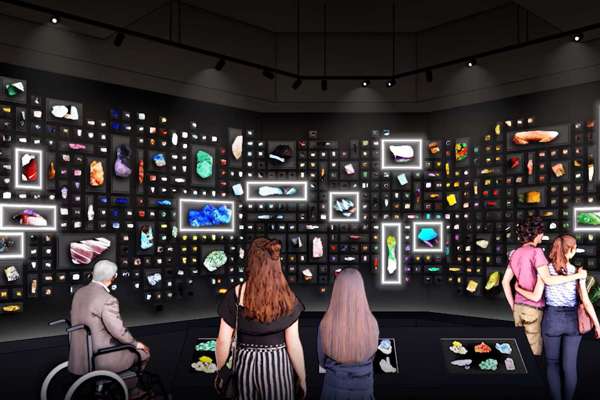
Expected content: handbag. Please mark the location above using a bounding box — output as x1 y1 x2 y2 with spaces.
577 283 593 334
215 290 240 399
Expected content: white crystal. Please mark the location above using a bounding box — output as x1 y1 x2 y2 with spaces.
171 132 178 146
232 135 243 160
87 204 94 221
344 163 355 175
476 240 489 249
67 106 79 121
379 357 397 373
51 105 69 119
258 186 284 197
389 145 414 161
397 173 408 185
232 183 244 196
302 268 313 278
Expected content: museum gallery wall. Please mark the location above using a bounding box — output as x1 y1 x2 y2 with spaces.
1 63 600 329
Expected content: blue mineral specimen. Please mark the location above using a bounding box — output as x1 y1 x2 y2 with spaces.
156 200 172 206
417 227 439 247
188 205 232 227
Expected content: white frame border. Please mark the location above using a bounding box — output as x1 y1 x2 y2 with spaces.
328 191 360 223
380 138 423 171
178 198 237 233
412 220 444 253
0 203 57 231
380 223 402 285
0 232 25 259
244 180 308 202
572 206 600 232
13 147 44 191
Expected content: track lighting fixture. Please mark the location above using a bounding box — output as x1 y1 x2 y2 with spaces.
113 32 125 47
573 33 583 42
321 79 328 91
467 59 476 68
292 78 302 90
262 69 275 80
50 16 59 24
215 58 226 71
362 80 370 87
386 79 396 88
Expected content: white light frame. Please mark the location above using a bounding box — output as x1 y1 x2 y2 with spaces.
380 223 402 285
572 206 600 232
244 180 308 202
13 147 44 191
177 198 236 233
328 191 360 223
0 203 57 231
412 220 444 253
0 232 25 259
380 138 423 170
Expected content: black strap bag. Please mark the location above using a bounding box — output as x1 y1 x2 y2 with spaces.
214 291 240 399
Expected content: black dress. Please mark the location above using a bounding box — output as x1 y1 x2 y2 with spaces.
218 287 304 400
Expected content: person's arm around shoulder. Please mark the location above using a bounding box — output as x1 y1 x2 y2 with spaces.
578 280 600 339
537 265 586 286
501 266 515 311
285 319 307 398
515 275 544 302
101 296 148 352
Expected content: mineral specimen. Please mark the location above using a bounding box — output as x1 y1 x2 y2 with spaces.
138 160 144 184
70 237 111 264
450 359 472 370
312 237 324 258
478 358 498 371
140 225 154 250
20 153 38 182
344 163 355 175
0 236 15 253
397 173 408 186
5 81 24 97
302 268 313 279
379 357 397 373
203 250 227 271
232 183 244 196
476 239 489 249
466 280 478 293
11 209 48 226
386 235 397 274
455 142 468 161
525 191 541 204
153 153 166 168
508 156 520 169
449 341 468 355
417 227 439 248
552 163 565 178
89 160 104 186
188 205 232 227
4 266 19 282
68 143 86 150
269 144 293 164
195 150 213 179
232 135 243 160
195 339 217 352
114 144 132 178
378 339 393 355
258 186 283 197
474 342 492 353
495 342 512 355
389 145 414 163
291 236 303 248
512 130 559 145
87 204 94 221
505 358 515 371
577 212 600 226
147 272 162 286
428 142 440 155
48 161 56 180
485 271 500 290
50 104 79 121
333 198 356 218
191 355 217 374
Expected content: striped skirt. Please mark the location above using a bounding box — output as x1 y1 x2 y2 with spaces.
236 343 295 400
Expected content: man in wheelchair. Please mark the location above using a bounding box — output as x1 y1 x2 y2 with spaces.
69 260 151 398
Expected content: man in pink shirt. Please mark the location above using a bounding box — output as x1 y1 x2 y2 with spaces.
502 217 585 355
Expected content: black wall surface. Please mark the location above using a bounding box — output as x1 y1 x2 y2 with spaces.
1 63 599 342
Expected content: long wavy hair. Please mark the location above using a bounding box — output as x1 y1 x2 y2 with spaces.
319 268 379 364
548 235 577 275
243 238 297 323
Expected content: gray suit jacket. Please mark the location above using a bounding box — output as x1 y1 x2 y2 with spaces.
68 282 148 375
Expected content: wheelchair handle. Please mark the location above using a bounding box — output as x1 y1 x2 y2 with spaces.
66 324 91 335
48 318 71 327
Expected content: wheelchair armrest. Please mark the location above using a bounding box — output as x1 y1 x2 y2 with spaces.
66 324 91 335
93 344 142 374
48 318 71 327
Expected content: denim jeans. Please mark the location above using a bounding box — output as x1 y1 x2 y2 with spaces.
542 306 582 400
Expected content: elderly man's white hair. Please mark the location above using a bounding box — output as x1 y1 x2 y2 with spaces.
92 260 118 282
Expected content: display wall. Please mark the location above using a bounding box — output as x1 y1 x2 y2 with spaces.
1 63 599 342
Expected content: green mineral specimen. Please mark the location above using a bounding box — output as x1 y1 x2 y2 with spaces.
577 212 600 226
196 150 213 179
5 81 24 97
203 250 227 272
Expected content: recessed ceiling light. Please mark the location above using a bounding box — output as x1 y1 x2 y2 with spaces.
362 79 370 87
573 33 583 42
51 16 59 24
467 59 476 68
386 79 396 88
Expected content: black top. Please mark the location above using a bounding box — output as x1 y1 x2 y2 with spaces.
218 286 304 345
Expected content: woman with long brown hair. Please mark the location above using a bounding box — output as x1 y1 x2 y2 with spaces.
215 238 306 399
319 268 379 399
515 235 600 400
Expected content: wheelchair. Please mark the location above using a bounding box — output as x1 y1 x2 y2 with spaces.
41 318 167 400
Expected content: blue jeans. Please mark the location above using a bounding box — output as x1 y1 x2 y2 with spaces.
542 306 582 400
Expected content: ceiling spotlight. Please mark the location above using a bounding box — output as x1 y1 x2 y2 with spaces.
573 33 583 42
113 32 125 47
361 79 370 87
426 69 433 83
386 79 396 88
292 78 302 90
262 69 275 80
50 16 59 24
467 59 476 68
215 58 226 71
321 79 328 91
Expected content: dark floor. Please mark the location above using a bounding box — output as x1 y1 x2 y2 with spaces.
0 312 598 399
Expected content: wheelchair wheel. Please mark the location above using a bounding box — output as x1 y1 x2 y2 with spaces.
65 370 128 400
41 361 75 400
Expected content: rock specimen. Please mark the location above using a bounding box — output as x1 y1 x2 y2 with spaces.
48 161 56 180
188 204 232 227
0 236 15 253
140 225 154 250
291 236 303 248
478 359 498 371
495 342 512 355
87 204 94 221
485 271 500 290
231 135 243 160
89 160 104 186
476 239 489 249
68 143 86 150
302 268 313 279
417 227 439 248
551 162 565 178
505 358 515 371
195 150 213 178
455 142 468 161
386 235 397 274
50 104 79 121
577 211 600 226
20 153 38 182
70 237 111 264
508 156 520 169
378 339 393 355
474 342 492 353
379 357 397 373
152 153 166 168
269 144 293 164
138 160 144 184
512 130 559 145
147 272 162 286
344 163 355 175
333 198 356 218
3 265 19 282
114 144 132 178
449 341 468 355
11 209 48 226
231 183 243 196
388 145 414 163
5 81 24 97
204 250 227 271
312 237 323 258
258 186 297 197
428 141 440 155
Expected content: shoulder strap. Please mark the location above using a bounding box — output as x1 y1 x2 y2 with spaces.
230 285 241 371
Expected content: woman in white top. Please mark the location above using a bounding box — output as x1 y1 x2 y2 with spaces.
516 235 600 400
